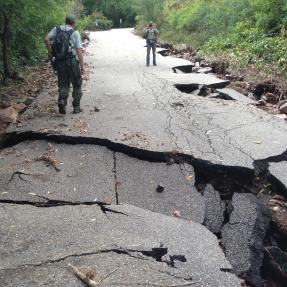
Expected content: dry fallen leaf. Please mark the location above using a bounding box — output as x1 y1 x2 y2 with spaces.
173 210 181 218
186 175 194 182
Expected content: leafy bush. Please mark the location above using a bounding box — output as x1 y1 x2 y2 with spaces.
0 0 76 76
156 0 287 75
77 11 113 31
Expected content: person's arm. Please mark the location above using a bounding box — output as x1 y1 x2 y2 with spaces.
44 35 53 60
44 27 56 60
76 48 84 74
74 31 84 74
143 27 149 38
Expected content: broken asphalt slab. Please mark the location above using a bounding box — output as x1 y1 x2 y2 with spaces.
0 141 115 204
158 72 230 89
222 193 272 287
115 152 205 222
2 140 282 285
202 184 225 234
0 203 240 287
216 88 255 104
0 140 207 223
269 161 287 189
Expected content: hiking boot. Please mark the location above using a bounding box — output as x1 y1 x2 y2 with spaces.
73 106 82 114
153 63 157 66
58 103 66 114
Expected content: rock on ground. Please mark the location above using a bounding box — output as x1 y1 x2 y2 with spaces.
0 107 18 123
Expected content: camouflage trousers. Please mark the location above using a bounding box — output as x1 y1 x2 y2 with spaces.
56 58 82 108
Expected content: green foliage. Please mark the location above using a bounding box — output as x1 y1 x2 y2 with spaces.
2 0 287 77
83 0 137 28
77 11 113 31
158 0 287 75
133 0 166 29
0 0 75 73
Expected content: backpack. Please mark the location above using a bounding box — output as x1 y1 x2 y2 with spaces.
52 27 74 60
147 29 157 41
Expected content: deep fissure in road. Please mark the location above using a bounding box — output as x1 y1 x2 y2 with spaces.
172 65 195 74
1 132 287 287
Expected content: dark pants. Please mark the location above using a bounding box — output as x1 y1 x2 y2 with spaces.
56 58 82 108
146 40 157 65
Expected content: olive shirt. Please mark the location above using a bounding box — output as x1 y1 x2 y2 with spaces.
47 25 82 56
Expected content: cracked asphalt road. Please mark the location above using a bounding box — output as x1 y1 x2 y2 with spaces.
0 204 239 287
7 29 287 170
1 28 287 286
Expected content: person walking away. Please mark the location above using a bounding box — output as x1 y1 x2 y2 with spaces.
144 22 159 66
44 15 84 114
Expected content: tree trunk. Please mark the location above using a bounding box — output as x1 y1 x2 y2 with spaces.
1 12 12 80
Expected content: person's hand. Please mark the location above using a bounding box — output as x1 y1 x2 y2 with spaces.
80 66 85 75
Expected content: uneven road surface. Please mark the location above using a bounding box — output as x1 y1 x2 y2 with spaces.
1 29 287 287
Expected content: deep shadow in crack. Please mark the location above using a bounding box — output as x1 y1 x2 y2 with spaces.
1 131 286 198
100 246 187 268
157 49 170 57
174 84 199 94
0 198 128 217
172 65 194 74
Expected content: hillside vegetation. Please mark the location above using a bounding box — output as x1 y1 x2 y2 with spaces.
135 0 287 78
1 0 287 83
0 0 112 82
0 0 85 82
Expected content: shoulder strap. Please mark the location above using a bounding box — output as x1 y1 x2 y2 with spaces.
67 29 75 37
56 26 61 35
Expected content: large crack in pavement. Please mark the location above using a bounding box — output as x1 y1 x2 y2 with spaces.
2 130 286 194
2 245 185 271
1 132 287 286
2 30 287 287
0 202 237 287
0 198 128 217
1 247 196 287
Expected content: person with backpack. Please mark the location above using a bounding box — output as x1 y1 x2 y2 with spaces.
44 15 84 114
144 22 159 66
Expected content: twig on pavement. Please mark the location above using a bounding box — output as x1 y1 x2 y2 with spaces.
109 282 200 286
68 264 98 287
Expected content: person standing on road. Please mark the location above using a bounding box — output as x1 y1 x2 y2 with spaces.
44 15 85 114
144 22 159 66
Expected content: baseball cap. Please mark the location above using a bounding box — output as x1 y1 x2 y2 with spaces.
66 15 76 24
